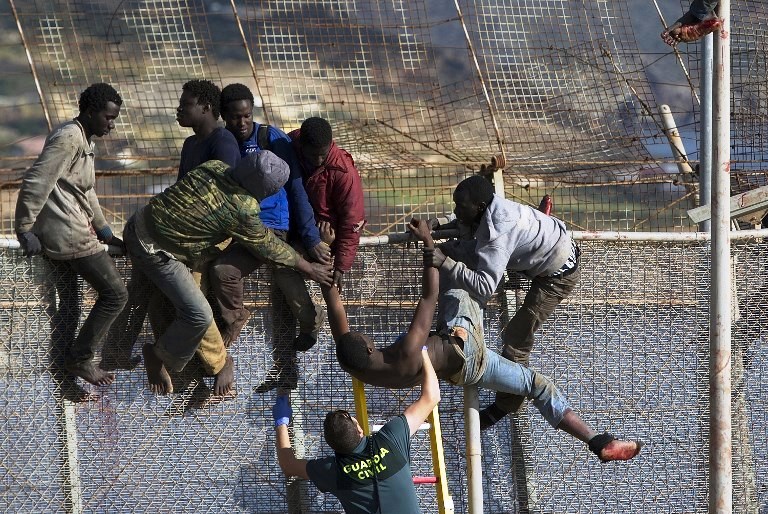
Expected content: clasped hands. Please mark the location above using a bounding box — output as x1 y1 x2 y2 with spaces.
408 218 446 269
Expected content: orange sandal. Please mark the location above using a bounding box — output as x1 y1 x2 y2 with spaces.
588 432 644 463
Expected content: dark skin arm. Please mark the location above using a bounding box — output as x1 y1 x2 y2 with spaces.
399 218 438 355
321 219 436 337
318 221 350 341
380 218 440 380
321 219 446 387
322 279 350 342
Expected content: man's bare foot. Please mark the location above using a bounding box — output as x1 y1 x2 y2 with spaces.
65 360 115 386
142 343 173 394
55 373 100 402
212 355 235 396
662 12 722 46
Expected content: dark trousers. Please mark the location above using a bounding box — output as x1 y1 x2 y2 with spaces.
691 0 719 19
209 238 321 343
495 267 580 413
49 251 128 366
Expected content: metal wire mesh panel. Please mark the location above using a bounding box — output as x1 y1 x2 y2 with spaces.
4 0 768 238
2 238 767 513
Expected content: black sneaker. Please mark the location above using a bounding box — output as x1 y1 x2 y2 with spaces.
294 308 326 352
479 403 508 430
293 333 318 352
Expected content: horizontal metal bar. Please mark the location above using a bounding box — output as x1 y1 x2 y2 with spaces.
3 229 768 253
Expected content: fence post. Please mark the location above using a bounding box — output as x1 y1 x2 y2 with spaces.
464 385 483 514
61 401 83 514
710 0 733 511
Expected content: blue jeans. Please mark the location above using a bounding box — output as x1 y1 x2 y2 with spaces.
691 0 719 20
438 288 571 428
48 251 128 366
478 352 570 428
124 216 212 372
498 266 580 413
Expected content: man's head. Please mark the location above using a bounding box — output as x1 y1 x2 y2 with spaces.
298 117 333 168
231 150 289 201
336 331 375 372
453 175 494 225
324 410 364 454
77 83 122 139
220 83 255 143
176 79 221 128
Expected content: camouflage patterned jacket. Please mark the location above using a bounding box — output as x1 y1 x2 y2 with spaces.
144 160 299 268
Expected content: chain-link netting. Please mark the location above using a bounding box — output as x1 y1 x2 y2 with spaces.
2 237 767 513
2 1 768 236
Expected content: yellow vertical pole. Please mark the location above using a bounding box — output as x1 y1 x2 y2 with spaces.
353 378 452 512
428 405 454 514
351 378 370 436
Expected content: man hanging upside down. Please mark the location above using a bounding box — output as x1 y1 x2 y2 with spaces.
319 219 642 463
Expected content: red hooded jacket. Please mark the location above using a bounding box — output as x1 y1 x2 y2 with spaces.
289 130 366 272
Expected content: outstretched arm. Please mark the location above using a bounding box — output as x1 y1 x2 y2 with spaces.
318 221 350 340
402 346 440 436
322 282 350 341
273 395 310 479
400 219 438 353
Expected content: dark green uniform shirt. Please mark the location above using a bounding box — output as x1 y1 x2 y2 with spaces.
306 415 421 513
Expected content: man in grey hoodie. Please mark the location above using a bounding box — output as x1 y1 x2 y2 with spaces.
430 175 580 430
15 83 128 389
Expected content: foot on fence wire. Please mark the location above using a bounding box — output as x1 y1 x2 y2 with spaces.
221 309 251 348
65 359 115 386
212 355 236 396
142 343 173 395
661 11 722 46
588 432 643 463
183 379 237 412
54 371 100 403
479 402 508 431
254 361 298 393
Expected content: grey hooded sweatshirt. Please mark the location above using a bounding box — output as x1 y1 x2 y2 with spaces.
441 194 573 306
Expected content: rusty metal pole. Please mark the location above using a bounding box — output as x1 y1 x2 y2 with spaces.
710 0 732 511
228 0 271 125
10 0 52 132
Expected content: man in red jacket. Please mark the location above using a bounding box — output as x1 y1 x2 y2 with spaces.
289 117 365 294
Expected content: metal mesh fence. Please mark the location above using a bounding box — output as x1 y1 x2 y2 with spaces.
2 237 767 513
2 0 768 511
2 1 768 237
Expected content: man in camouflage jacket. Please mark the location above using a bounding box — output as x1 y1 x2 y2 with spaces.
123 151 333 396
